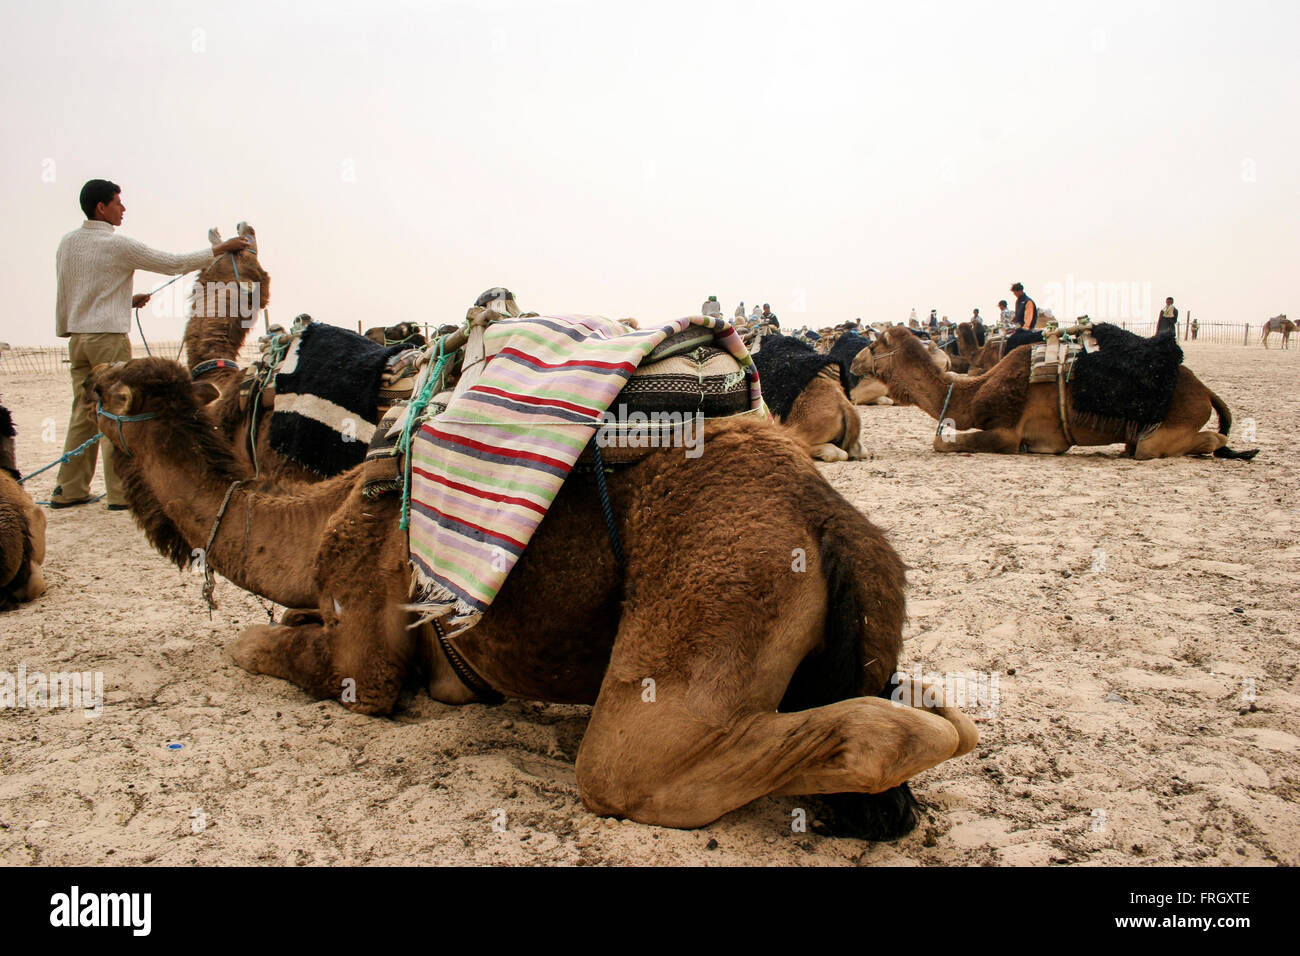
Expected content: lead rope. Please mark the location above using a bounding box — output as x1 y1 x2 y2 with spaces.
398 334 453 532
935 380 956 438
200 479 245 615
591 442 625 567
131 272 193 359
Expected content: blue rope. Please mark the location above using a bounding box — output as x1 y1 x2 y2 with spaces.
19 432 104 485
591 442 624 567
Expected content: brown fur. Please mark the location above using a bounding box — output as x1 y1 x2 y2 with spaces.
0 437 46 608
87 357 977 831
783 367 867 461
855 325 1246 459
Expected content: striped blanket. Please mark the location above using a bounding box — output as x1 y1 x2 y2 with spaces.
408 314 765 634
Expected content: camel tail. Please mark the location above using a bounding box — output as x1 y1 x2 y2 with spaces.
1209 388 1232 437
1207 389 1259 460
778 505 918 840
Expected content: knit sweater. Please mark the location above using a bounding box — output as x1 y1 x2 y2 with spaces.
55 221 213 337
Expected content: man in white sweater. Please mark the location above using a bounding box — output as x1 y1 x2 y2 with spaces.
51 179 250 509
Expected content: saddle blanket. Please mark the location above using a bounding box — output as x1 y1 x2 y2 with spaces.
1028 342 1082 384
269 322 404 476
408 314 765 634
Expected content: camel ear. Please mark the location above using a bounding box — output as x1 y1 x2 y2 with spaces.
192 382 220 406
101 382 135 417
236 221 255 239
208 227 222 246
257 270 271 310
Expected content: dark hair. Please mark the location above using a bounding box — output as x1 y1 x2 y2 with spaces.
998 299 1008 308
1011 282 1024 293
79 179 120 219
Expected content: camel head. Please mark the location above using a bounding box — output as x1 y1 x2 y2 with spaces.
196 224 271 315
86 359 223 456
473 287 521 318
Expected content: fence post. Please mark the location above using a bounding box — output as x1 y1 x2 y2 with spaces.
1244 323 1249 346
1184 311 1190 341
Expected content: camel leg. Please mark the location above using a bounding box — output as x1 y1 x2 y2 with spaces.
1133 428 1226 460
574 559 974 828
810 442 850 462
230 595 415 715
577 678 971 829
931 426 1022 454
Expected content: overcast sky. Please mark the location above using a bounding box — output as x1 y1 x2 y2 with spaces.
2 0 1296 347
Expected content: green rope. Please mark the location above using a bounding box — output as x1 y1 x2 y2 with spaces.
398 334 454 531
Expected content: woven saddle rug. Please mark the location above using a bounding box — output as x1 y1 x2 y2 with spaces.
268 322 406 476
1068 323 1183 441
1027 342 1083 384
408 314 764 635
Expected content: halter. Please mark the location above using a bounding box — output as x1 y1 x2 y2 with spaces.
95 402 157 458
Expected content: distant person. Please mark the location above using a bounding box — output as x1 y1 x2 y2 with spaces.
1156 296 1178 337
1010 283 1037 330
971 307 982 326
761 303 779 328
1191 316 1199 340
928 309 939 333
702 295 722 318
908 307 918 325
750 304 762 324
734 300 745 321
51 178 250 510
998 299 1013 329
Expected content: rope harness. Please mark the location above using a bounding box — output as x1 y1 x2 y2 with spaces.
94 402 158 458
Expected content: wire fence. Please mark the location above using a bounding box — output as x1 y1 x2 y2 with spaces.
0 342 190 375
0 316 1285 377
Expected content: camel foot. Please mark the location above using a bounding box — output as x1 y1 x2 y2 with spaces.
230 624 281 675
810 784 920 841
810 443 850 462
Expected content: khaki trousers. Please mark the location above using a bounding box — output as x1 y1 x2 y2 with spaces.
53 333 132 506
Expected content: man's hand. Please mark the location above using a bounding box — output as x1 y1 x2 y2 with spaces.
212 236 252 255
131 293 151 309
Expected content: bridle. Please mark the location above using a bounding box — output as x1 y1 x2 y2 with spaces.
95 402 157 458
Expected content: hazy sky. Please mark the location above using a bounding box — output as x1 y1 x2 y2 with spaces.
2 0 1297 347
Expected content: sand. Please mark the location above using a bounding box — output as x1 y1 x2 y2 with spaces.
1 340 1297 866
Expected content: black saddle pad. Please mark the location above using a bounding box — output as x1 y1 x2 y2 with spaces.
1070 323 1183 436
751 334 839 421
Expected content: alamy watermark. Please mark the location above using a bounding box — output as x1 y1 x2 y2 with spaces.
0 664 103 718
594 405 704 458
890 666 1000 719
1039 275 1153 323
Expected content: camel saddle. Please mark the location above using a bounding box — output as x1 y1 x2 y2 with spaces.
362 326 757 497
1028 341 1083 384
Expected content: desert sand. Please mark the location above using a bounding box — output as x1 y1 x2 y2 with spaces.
1 340 1297 866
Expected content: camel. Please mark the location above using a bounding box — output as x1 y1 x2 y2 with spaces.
0 406 46 608
87 357 976 836
180 225 310 482
1262 314 1295 349
852 325 1259 460
751 333 866 462
363 322 426 348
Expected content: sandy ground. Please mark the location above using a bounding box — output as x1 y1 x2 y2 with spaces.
1 340 1297 867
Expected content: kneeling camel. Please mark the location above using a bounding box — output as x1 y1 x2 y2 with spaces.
88 358 975 837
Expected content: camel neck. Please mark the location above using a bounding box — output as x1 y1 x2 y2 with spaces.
182 282 255 373
119 422 345 608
